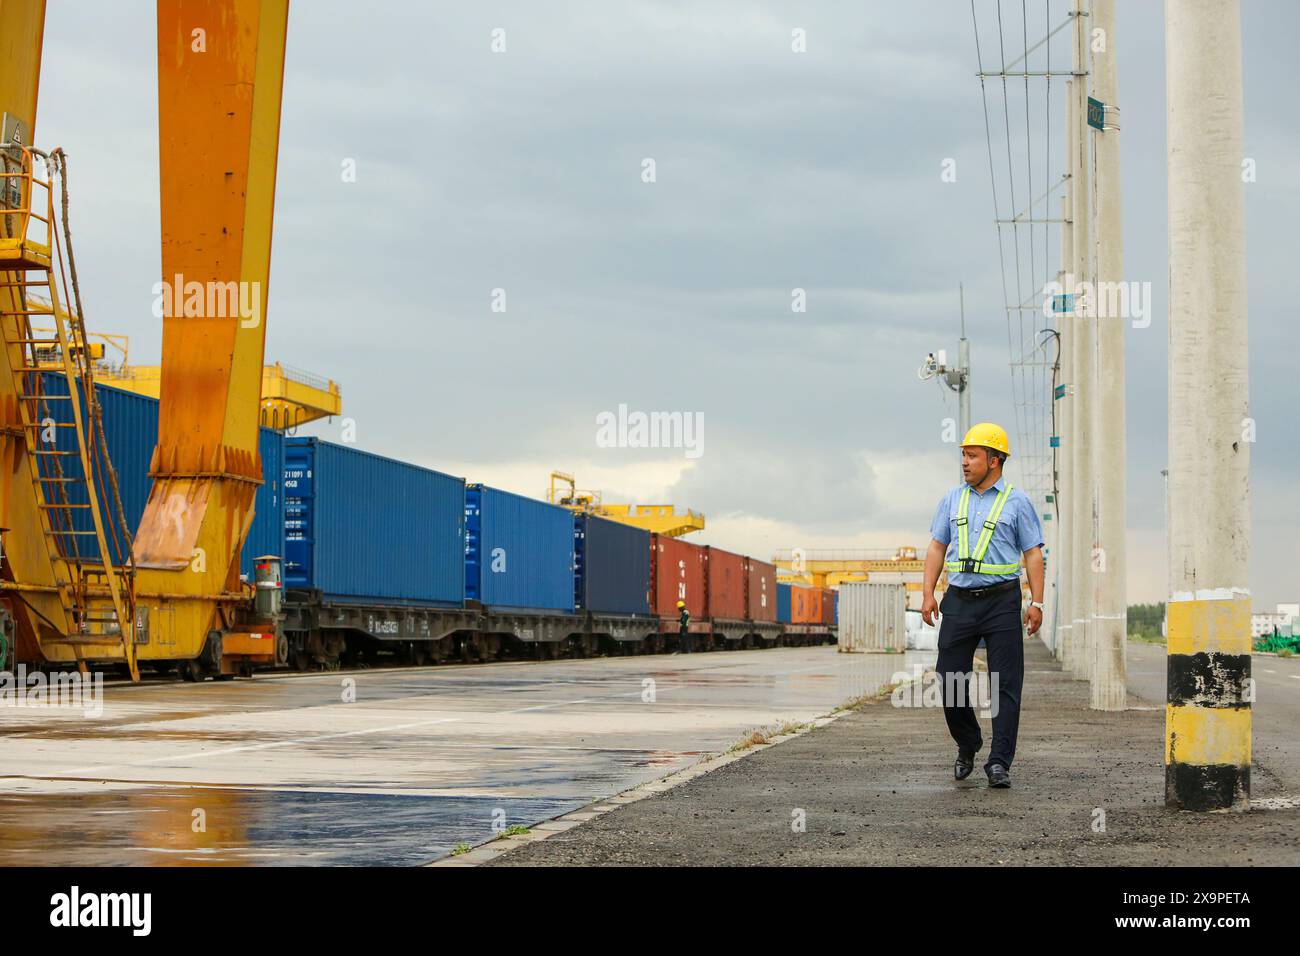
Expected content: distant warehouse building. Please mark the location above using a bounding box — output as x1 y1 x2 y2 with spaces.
1251 604 1297 638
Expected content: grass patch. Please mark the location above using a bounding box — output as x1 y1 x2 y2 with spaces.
726 720 813 753
496 825 531 839
831 680 905 713
451 842 471 856
1129 632 1166 646
1278 648 1294 658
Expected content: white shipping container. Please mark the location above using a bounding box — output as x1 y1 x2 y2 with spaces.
838 582 907 652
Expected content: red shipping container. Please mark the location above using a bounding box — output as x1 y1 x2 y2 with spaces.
650 534 706 619
704 546 747 620
744 557 777 622
820 587 836 624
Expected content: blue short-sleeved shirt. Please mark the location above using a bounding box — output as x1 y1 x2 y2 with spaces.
929 477 1044 588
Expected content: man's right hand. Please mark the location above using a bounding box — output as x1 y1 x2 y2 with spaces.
921 594 939 627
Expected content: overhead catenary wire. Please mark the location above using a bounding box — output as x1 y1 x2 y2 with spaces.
970 0 1065 514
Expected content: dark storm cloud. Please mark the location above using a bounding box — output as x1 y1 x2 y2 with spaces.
30 0 1299 604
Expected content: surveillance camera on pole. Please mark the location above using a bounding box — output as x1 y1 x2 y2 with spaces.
917 287 972 480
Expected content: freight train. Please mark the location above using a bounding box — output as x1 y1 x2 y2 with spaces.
33 378 837 676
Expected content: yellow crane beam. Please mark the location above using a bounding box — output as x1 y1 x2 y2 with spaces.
595 503 705 538
27 315 343 430
95 358 341 430
773 547 929 589
547 469 705 537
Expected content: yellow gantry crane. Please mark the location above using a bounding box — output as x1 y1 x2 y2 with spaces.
23 310 343 431
1 0 291 680
547 470 705 537
772 547 929 591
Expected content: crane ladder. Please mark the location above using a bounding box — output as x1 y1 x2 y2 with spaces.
0 143 137 678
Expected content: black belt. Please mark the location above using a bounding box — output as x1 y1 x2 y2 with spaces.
946 579 1020 599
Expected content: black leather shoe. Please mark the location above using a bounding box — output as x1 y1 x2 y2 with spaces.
954 750 977 780
986 763 1011 788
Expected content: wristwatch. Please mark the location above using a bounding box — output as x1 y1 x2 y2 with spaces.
1029 601 1045 611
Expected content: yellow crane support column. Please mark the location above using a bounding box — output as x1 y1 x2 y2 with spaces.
128 0 289 670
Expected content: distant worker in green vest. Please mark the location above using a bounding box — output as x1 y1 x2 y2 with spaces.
921 423 1045 790
677 600 693 654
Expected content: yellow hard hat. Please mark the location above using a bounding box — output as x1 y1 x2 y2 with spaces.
960 422 1011 457
676 600 686 608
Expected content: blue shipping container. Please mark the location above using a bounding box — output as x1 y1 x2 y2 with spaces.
284 437 464 606
465 484 574 612
776 581 792 624
574 514 650 615
38 372 283 578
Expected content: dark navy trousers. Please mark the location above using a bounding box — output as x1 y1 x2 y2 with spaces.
935 586 1025 769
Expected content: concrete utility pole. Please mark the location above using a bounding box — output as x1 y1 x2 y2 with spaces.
1069 0 1093 682
1089 0 1126 710
1056 188 1074 667
1165 0 1251 811
958 286 971 442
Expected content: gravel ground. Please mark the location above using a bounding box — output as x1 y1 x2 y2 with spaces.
489 640 1300 866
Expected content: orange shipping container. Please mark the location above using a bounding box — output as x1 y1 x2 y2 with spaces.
790 585 834 625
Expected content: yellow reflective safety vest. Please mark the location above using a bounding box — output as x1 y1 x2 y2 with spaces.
944 483 1020 575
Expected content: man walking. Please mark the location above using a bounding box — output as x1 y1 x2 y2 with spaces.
921 423 1045 789
677 600 693 654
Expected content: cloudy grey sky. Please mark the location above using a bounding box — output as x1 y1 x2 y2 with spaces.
33 1 1298 607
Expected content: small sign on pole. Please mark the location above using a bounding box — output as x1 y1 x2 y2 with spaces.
1087 96 1105 130
1053 385 1066 401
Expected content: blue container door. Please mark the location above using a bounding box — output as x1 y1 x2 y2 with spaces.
282 441 315 589
777 582 792 623
573 514 587 610
464 485 483 602
241 426 285 579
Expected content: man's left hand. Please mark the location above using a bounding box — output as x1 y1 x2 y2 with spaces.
1024 604 1043 636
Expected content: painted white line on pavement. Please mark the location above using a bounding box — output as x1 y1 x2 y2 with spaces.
54 716 465 777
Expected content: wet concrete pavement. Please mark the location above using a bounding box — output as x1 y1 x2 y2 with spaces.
0 646 925 865
491 639 1300 866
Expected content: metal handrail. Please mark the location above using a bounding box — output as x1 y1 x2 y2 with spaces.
0 145 55 246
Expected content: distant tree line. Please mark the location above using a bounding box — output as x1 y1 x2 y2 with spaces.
1128 602 1166 640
